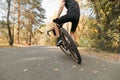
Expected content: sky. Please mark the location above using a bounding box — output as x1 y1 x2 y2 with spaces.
0 0 7 21
0 0 94 22
41 0 94 22
0 0 59 21
41 0 59 21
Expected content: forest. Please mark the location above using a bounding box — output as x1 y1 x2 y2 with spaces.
0 0 120 53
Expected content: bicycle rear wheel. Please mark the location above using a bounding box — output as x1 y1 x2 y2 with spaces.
60 28 82 64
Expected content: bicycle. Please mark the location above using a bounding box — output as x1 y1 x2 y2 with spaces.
47 24 82 64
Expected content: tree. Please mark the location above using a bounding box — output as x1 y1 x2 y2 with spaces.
6 0 13 46
0 21 8 41
20 0 46 45
90 0 120 53
17 0 20 44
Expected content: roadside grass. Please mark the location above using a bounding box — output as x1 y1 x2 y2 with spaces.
0 42 11 48
0 42 28 48
79 47 120 62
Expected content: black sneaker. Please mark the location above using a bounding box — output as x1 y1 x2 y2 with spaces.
56 37 63 46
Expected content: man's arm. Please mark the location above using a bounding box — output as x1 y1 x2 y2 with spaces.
57 0 65 18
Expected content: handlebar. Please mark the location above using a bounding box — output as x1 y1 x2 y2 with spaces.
47 30 52 37
47 28 56 37
47 23 63 37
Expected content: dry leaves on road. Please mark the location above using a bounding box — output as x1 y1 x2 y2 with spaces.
80 68 84 71
24 69 29 72
72 65 77 69
53 68 59 72
93 70 98 74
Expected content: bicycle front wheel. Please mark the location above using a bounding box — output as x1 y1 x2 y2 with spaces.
61 28 82 64
60 44 71 56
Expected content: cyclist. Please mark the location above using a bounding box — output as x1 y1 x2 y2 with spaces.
53 0 80 46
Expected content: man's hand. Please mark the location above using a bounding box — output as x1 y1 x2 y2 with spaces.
53 18 59 23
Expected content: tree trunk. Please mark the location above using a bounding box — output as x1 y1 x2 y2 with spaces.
28 21 32 45
7 0 13 46
17 0 20 44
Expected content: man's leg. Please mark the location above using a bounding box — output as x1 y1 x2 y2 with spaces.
53 15 70 46
54 24 60 37
53 24 62 46
70 31 76 42
70 21 78 42
70 20 79 46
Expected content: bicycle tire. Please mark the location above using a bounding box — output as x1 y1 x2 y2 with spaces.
60 28 82 64
60 45 71 56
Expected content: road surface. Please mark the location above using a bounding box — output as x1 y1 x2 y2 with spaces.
0 46 120 80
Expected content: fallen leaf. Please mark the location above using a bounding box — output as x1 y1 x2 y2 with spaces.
80 68 84 71
72 65 77 69
54 68 59 72
93 70 98 74
24 69 29 72
103 68 106 70
102 65 105 67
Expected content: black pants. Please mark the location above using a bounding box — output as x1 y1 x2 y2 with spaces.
54 13 80 32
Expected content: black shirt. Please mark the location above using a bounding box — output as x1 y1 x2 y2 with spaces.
65 0 80 14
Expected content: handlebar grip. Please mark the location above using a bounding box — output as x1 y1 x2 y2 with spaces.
47 28 56 37
52 29 56 36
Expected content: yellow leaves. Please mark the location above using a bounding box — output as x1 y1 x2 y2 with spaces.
100 9 103 14
89 27 98 37
112 41 119 47
111 33 120 47
106 30 120 48
91 28 98 33
106 11 110 15
106 30 112 37
119 16 120 19
113 33 119 40
109 7 112 11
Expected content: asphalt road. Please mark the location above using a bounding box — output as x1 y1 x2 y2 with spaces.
0 46 120 80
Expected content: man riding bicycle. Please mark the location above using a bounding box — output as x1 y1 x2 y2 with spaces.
53 0 80 46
